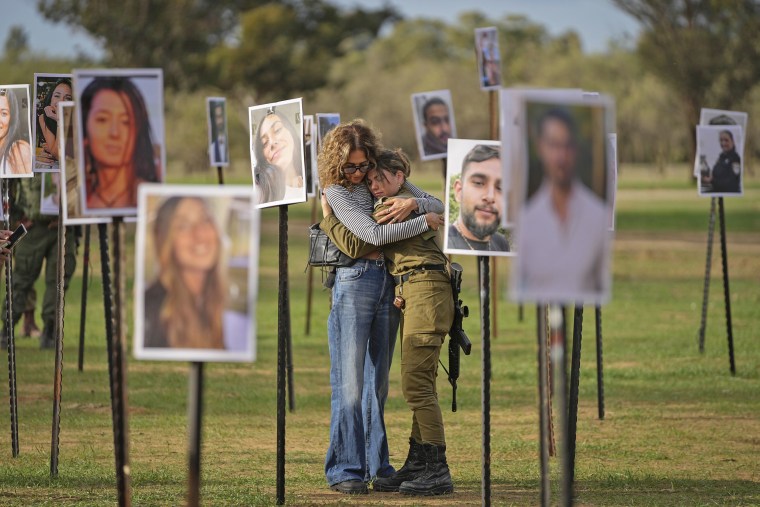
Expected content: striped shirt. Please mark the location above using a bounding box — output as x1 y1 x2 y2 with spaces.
325 181 444 246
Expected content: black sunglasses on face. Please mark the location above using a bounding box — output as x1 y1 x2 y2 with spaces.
343 160 375 174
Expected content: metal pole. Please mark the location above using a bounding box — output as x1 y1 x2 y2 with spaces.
51 191 67 476
478 255 491 507
594 306 605 420
276 206 288 505
216 166 224 185
518 304 524 322
698 198 716 352
536 305 550 507
549 305 572 507
305 197 317 336
717 198 736 375
3 179 19 457
78 224 91 371
98 221 131 506
568 306 583 485
187 362 204 507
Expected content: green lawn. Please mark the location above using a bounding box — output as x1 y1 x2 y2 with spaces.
0 164 758 506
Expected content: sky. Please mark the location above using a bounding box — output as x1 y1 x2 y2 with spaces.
0 0 641 58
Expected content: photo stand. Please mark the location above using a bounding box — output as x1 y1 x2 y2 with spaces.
696 197 736 374
478 255 492 506
50 188 67 476
99 219 132 506
304 197 318 337
276 205 291 505
488 89 500 341
2 179 19 458
535 303 605 507
78 225 92 371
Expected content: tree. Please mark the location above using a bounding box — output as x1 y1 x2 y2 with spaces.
37 0 270 89
210 1 400 100
3 26 29 62
613 0 760 170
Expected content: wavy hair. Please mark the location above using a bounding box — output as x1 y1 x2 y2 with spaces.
80 76 159 195
251 107 302 203
318 119 381 188
0 88 28 170
153 197 226 349
40 78 72 140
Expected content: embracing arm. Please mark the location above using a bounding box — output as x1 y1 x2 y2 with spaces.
320 214 378 259
325 185 429 246
405 180 444 214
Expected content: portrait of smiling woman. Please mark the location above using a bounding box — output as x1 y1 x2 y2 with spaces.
0 85 33 177
75 70 165 215
249 98 306 207
135 187 256 361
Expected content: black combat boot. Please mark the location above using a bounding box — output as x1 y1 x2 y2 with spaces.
398 443 454 496
39 325 55 350
373 438 426 492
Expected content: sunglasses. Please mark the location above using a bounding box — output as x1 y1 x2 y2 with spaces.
343 160 375 174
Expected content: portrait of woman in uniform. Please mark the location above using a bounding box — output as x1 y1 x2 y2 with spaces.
697 125 743 196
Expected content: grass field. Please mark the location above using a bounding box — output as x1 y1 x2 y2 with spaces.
1 164 758 506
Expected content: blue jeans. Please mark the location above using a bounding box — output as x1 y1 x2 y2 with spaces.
325 259 399 485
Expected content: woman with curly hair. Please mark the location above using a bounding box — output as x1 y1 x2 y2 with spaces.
318 119 444 495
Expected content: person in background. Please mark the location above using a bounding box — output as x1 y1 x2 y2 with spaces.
420 98 451 156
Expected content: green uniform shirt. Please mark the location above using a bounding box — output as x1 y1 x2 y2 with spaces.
320 188 446 276
8 176 46 225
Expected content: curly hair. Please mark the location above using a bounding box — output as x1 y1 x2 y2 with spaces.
318 119 381 188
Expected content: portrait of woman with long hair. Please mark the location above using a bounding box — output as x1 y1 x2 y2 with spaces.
249 99 305 206
76 71 163 214
34 75 72 169
0 85 33 177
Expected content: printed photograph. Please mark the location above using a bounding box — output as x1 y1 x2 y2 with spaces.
444 139 513 257
607 133 618 231
250 98 307 208
33 74 72 172
73 68 165 217
316 113 340 150
411 90 457 161
134 184 258 362
0 84 33 178
303 114 317 197
207 97 229 167
475 27 502 90
39 171 61 216
57 101 111 226
693 108 748 177
512 94 614 304
697 125 743 197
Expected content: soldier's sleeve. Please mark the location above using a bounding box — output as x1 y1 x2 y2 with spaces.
319 214 378 259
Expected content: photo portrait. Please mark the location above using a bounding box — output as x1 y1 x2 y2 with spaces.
40 171 61 216
207 97 229 167
444 139 513 257
607 133 618 231
693 108 748 177
33 74 72 172
134 184 258 362
512 94 614 304
249 98 307 208
316 113 340 150
475 27 502 90
57 101 111 226
73 68 165 217
411 90 457 161
697 125 743 197
303 114 317 198
0 84 33 178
